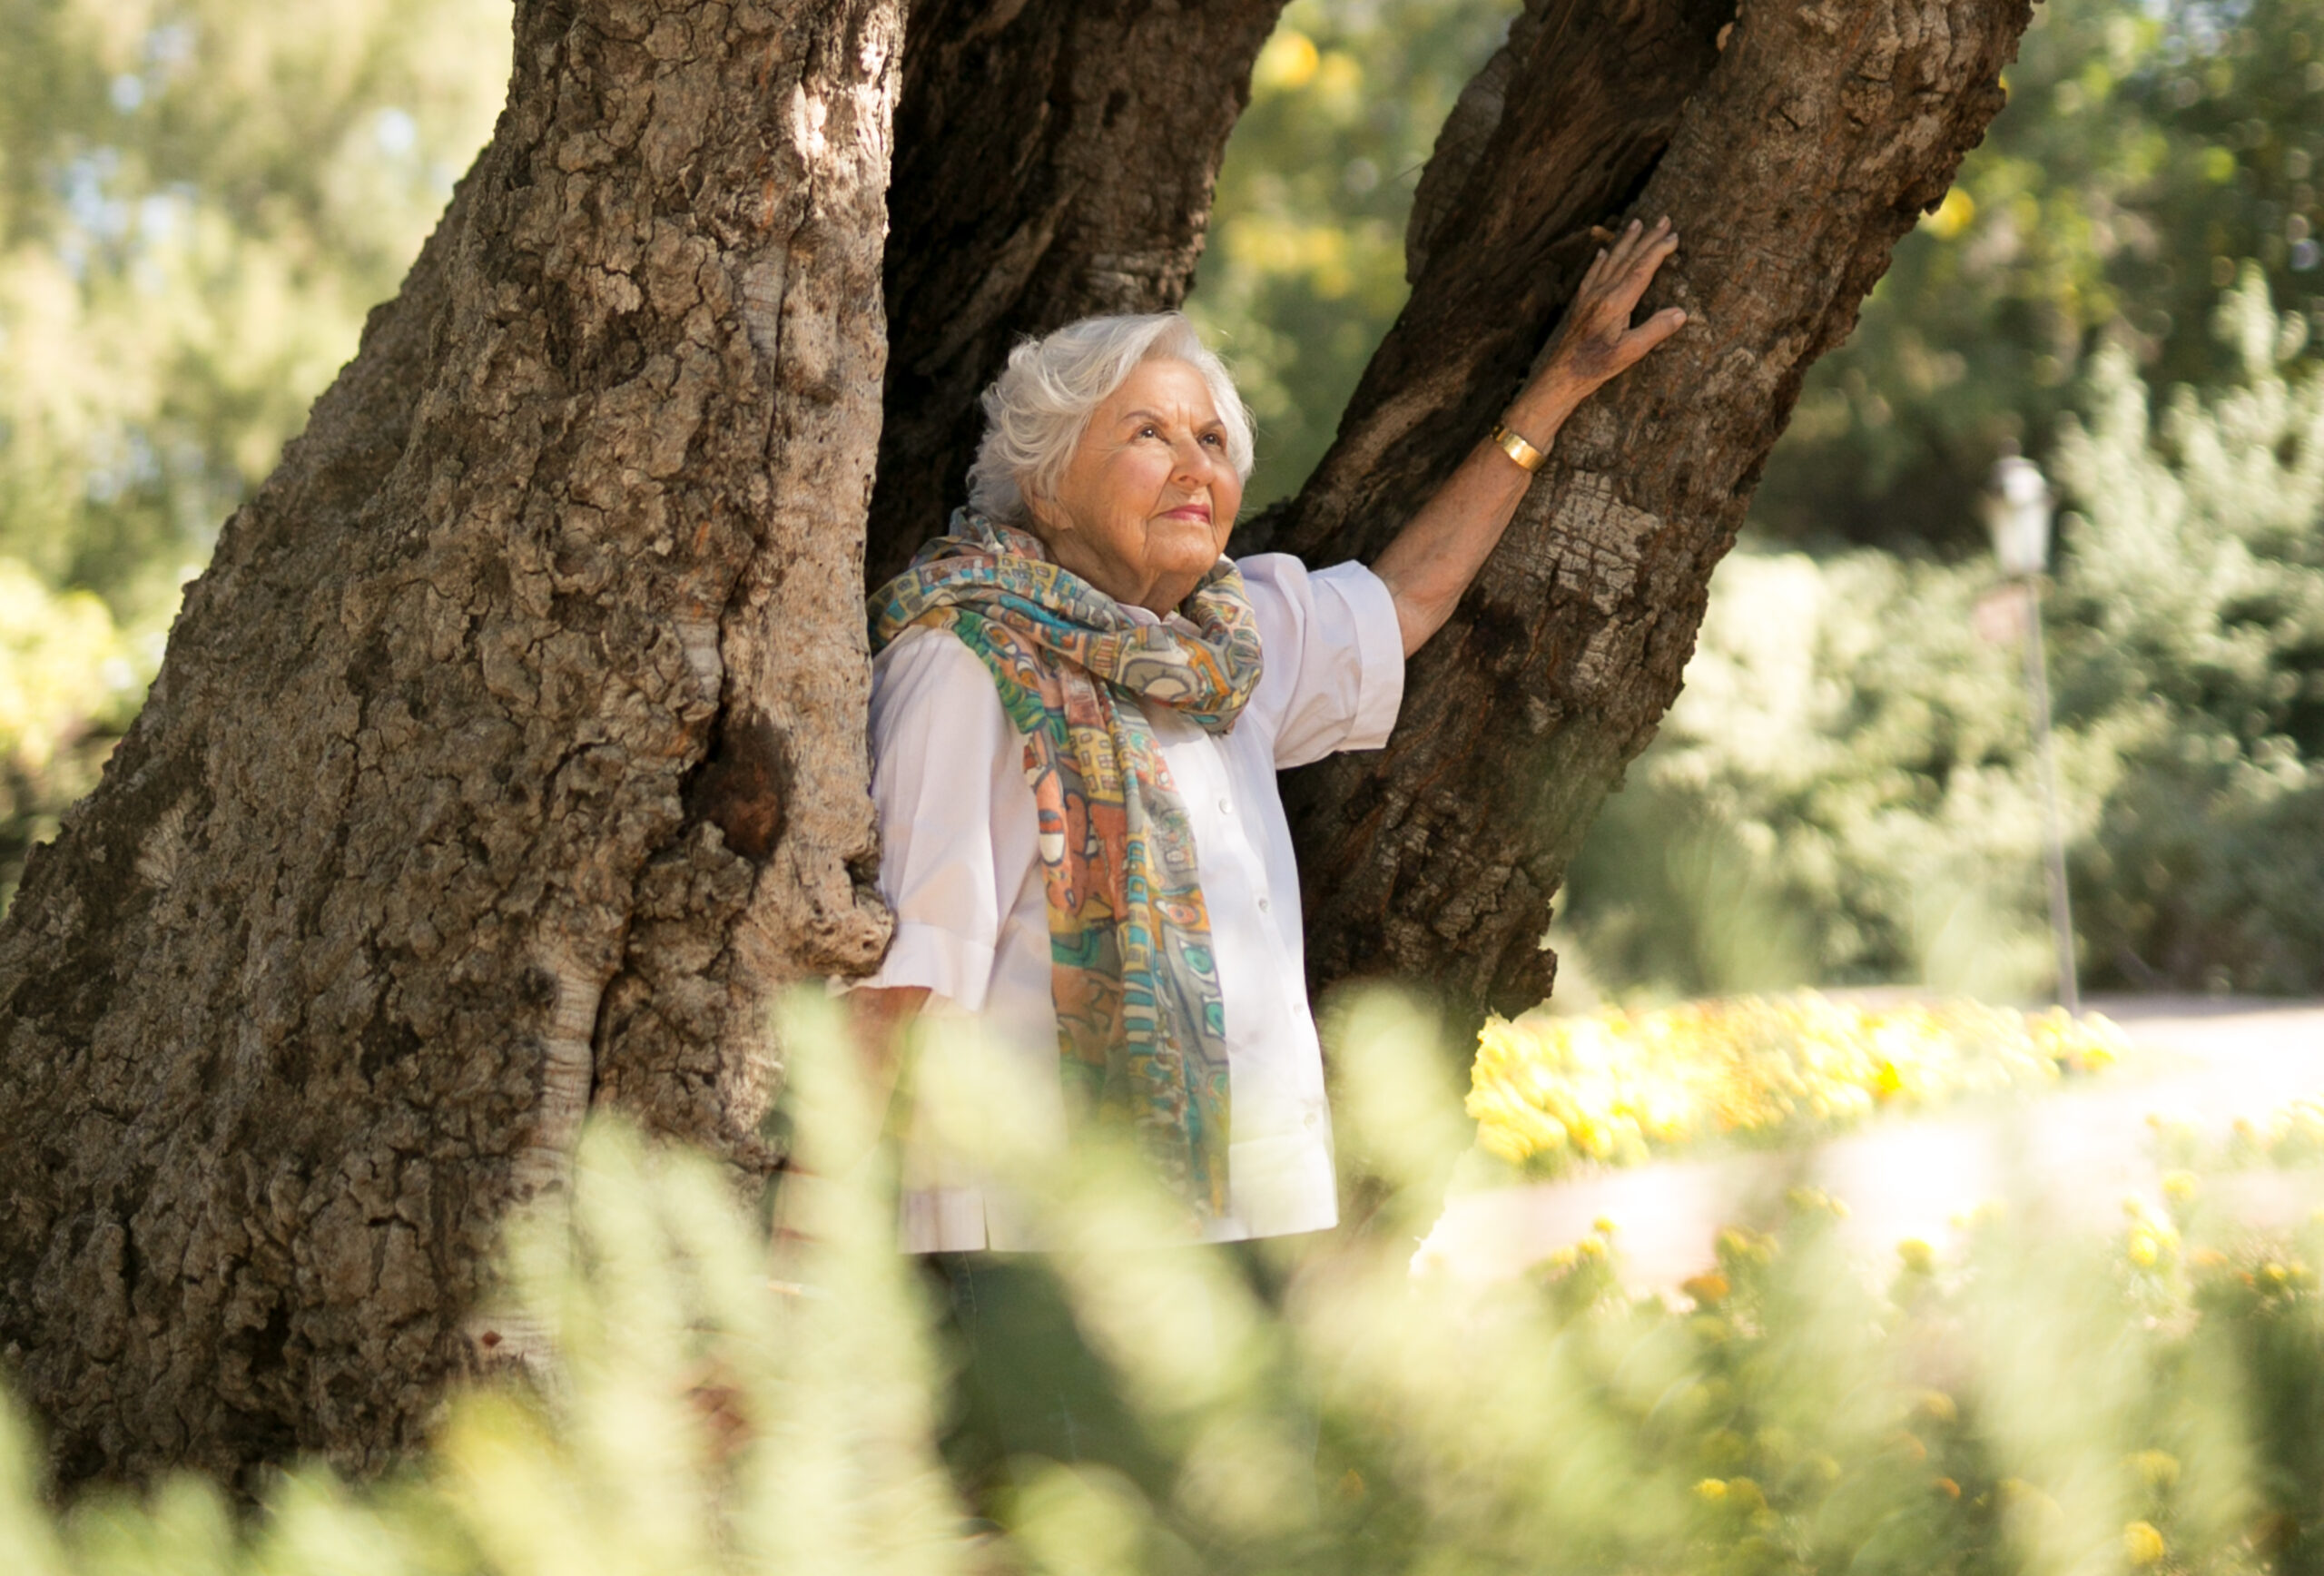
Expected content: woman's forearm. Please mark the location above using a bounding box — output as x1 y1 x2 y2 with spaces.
1372 378 1584 657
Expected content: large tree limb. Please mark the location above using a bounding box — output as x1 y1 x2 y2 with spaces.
0 0 1282 1492
0 0 901 1487
1280 0 2030 1017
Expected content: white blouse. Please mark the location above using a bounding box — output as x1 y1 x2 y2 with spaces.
858 554 1405 1251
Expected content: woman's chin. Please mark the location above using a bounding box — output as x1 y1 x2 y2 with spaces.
1146 521 1226 571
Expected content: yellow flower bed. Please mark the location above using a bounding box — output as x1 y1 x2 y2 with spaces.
1467 993 2128 1175
2230 1097 2324 1168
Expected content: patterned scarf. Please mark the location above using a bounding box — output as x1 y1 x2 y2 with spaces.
868 509 1264 1218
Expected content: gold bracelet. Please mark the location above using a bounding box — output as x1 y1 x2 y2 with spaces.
1490 419 1547 473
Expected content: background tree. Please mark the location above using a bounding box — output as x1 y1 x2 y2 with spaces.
0 0 909 1491
0 0 2031 1490
0 0 510 905
1754 0 2324 556
1555 273 2324 1005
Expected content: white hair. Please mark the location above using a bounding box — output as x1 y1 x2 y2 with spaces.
965 311 1256 527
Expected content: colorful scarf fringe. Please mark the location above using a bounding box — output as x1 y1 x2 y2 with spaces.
869 510 1263 1217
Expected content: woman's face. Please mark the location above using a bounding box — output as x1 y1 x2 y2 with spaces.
1028 358 1244 616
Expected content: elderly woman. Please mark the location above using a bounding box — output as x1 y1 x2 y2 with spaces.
852 219 1682 1484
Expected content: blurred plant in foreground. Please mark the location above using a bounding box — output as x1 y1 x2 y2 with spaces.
1465 993 2129 1177
5 989 2324 1575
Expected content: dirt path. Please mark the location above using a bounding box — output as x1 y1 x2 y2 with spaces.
1418 994 2324 1289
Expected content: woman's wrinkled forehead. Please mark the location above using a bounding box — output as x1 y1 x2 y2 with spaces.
1089 358 1227 433
964 310 1256 527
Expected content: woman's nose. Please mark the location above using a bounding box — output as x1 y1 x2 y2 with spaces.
1172 436 1217 485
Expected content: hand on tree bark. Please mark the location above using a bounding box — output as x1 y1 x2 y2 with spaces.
1371 218 1687 657
844 984 929 1114
683 1358 754 1467
1511 217 1687 435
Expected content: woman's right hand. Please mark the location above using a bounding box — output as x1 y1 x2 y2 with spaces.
1520 216 1687 421
849 984 930 1100
772 983 928 1247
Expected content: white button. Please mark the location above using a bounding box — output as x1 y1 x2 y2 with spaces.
1256 896 1270 912
1218 797 1234 815
1303 1109 1322 1130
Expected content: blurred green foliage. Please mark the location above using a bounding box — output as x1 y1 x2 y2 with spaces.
0 0 507 607
10 994 2324 1576
0 0 506 906
1758 0 2324 556
1559 271 2324 1000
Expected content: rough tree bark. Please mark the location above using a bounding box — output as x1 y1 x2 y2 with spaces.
0 0 903 1488
0 0 1291 1495
1273 0 2033 1018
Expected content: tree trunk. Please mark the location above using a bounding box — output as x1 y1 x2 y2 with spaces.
1274 0 2031 1018
0 0 1294 1497
0 0 902 1489
869 0 1285 585
0 0 2033 1491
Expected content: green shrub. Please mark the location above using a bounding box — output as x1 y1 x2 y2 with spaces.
7 993 2324 1576
1557 547 2063 1002
2048 274 2324 990
1561 269 2324 1000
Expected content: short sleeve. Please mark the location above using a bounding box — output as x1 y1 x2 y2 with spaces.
856 626 1022 1011
1234 554 1406 769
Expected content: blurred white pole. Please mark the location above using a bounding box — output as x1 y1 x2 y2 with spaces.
2021 583 2079 1015
1984 458 2080 1016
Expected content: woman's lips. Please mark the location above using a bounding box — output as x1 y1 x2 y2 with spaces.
1162 505 1211 523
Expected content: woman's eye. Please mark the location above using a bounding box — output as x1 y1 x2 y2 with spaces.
1201 432 1225 448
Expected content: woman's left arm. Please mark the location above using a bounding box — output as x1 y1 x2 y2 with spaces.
1372 217 1687 658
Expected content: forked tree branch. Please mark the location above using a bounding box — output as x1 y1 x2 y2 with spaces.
1277 0 2029 1017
